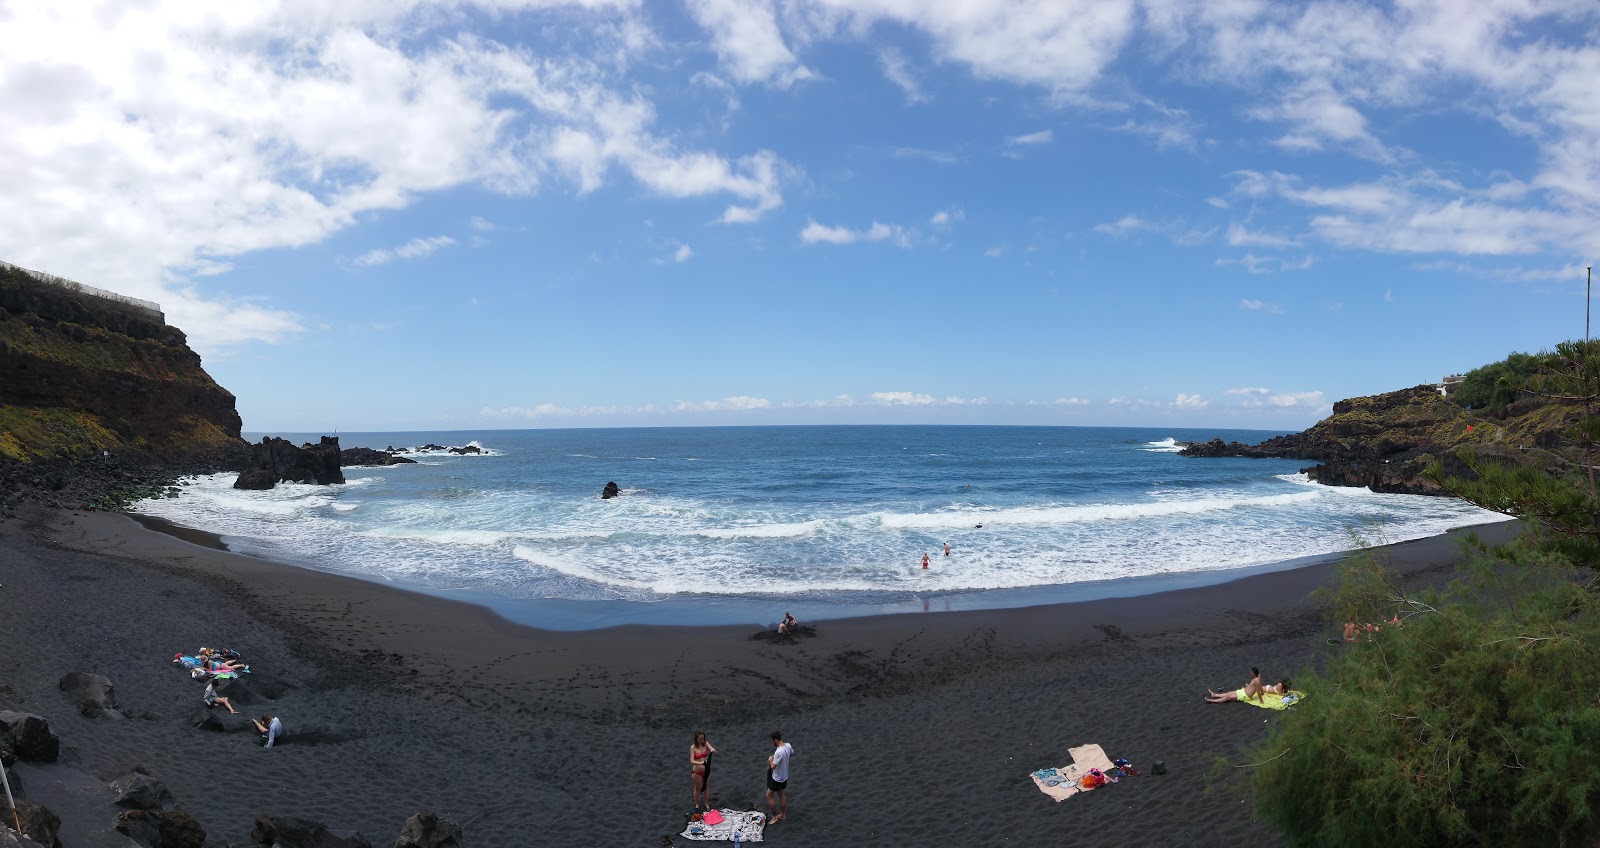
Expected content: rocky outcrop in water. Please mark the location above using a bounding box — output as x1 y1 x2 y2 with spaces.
601 481 620 499
339 447 417 468
0 264 249 513
1180 384 1574 495
233 437 345 489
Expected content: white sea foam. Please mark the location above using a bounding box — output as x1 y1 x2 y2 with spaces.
876 492 1321 529
1142 437 1185 452
695 519 825 539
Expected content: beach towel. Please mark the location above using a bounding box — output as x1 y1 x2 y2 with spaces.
1242 690 1307 711
1031 743 1117 802
680 809 765 842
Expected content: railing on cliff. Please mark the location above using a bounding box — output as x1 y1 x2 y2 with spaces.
0 260 165 323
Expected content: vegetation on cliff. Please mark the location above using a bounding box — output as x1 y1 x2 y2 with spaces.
1248 340 1600 846
0 264 246 510
1182 348 1585 495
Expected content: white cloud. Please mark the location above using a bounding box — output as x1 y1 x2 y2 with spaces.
1092 215 1148 238
673 244 694 262
879 47 927 103
1268 391 1328 410
354 235 457 267
799 218 912 247
672 395 772 412
1224 387 1271 396
469 216 495 231
794 1 1138 90
1007 129 1054 146
685 0 813 87
0 2 790 353
929 207 964 227
1053 397 1091 406
871 391 936 406
1173 393 1209 409
1239 298 1284 315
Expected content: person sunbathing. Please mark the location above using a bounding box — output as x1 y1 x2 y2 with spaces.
1206 667 1266 703
1262 677 1292 696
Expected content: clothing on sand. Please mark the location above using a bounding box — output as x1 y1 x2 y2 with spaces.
681 809 766 842
1031 743 1117 802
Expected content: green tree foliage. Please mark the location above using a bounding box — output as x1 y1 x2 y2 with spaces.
1451 351 1540 413
1249 340 1600 846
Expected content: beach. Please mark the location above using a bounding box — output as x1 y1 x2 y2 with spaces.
0 507 1515 846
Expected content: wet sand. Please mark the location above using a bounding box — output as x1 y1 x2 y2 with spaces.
0 507 1515 846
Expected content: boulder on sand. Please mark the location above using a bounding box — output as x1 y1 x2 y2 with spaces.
394 811 464 848
111 770 177 811
0 713 58 763
0 799 60 848
114 809 205 848
59 671 121 718
250 813 372 848
185 708 223 733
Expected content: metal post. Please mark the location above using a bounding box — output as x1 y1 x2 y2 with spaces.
1 763 20 834
1588 265 1592 343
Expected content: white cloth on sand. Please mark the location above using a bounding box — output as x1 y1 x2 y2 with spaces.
680 809 766 842
1030 743 1116 802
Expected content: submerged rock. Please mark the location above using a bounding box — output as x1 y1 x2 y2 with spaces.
601 481 620 499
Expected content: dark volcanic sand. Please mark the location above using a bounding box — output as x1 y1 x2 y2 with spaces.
0 508 1516 846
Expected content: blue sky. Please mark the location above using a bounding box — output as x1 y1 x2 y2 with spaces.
2 1 1596 432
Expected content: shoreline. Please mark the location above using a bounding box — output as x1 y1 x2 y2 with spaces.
2 507 1517 845
124 504 1514 631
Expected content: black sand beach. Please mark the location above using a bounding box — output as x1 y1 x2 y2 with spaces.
0 508 1515 846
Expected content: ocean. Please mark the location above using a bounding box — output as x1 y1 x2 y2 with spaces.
130 425 1506 629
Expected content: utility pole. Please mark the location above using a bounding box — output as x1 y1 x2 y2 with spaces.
1588 265 1592 343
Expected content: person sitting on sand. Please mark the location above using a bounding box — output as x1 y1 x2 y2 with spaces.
203 679 238 714
252 714 283 748
690 730 717 811
1206 667 1266 703
778 612 798 634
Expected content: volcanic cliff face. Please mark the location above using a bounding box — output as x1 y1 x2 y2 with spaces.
0 263 247 509
1181 384 1576 495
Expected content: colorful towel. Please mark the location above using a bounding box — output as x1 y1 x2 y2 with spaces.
1031 743 1117 802
680 809 765 842
1242 690 1306 710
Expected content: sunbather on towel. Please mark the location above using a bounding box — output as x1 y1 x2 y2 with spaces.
1206 667 1265 703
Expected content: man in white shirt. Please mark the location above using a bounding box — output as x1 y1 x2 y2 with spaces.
766 729 794 825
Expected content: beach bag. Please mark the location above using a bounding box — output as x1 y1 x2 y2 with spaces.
1082 768 1106 789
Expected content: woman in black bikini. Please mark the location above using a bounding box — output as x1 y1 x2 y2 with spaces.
690 730 717 811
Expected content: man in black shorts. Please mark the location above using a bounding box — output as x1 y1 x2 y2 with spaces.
765 729 794 825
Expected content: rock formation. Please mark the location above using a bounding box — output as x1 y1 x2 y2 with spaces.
58 672 120 719
0 712 58 764
601 481 621 499
0 263 249 512
232 436 345 489
1180 384 1574 495
339 447 417 468
394 811 464 848
249 813 372 848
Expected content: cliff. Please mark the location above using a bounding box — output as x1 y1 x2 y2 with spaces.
0 263 247 511
1181 384 1577 494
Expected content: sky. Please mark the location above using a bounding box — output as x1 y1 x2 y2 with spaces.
2 0 1597 433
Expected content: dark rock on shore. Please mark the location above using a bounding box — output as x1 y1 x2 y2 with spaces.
1180 384 1573 495
601 481 620 499
0 824 48 848
114 809 205 848
232 437 345 490
250 813 372 848
111 770 178 812
447 445 480 455
338 447 417 468
0 713 58 764
58 672 120 719
0 800 60 848
394 811 464 848
185 708 224 733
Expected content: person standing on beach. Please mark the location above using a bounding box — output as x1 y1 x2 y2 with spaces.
766 730 793 825
690 730 717 811
921 552 930 569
